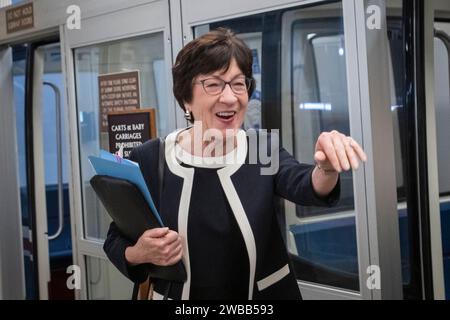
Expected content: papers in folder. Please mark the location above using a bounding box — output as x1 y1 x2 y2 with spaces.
88 150 164 226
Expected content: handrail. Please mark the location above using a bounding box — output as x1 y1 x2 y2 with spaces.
43 81 64 241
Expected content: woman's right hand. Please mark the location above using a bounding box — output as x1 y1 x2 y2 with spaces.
125 227 183 266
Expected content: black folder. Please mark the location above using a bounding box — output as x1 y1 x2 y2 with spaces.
90 175 186 283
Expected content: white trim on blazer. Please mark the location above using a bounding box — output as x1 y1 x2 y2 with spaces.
165 129 256 299
165 130 194 300
256 264 290 291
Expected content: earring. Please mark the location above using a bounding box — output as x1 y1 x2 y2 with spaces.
184 110 193 121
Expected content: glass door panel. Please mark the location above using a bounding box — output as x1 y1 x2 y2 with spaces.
40 43 73 300
74 32 167 241
12 41 73 300
192 1 360 294
63 1 173 299
12 44 35 299
286 5 358 292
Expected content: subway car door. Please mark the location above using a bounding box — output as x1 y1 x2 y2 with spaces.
433 1 450 300
385 0 450 300
25 40 74 300
362 0 450 300
179 0 402 299
61 0 177 299
2 28 74 300
420 0 450 299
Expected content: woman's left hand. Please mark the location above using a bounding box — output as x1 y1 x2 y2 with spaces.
314 130 367 173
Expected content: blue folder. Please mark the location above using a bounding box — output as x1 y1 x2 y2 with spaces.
88 150 164 226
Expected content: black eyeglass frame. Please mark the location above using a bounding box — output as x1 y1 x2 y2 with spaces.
193 76 253 96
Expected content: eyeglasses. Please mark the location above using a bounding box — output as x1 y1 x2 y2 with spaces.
194 76 252 96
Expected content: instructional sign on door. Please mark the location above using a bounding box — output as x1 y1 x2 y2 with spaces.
98 71 141 132
107 109 156 158
6 3 34 34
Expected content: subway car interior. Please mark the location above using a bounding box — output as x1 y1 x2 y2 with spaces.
0 0 449 300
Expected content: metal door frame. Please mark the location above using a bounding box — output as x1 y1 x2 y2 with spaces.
0 0 179 300
0 45 26 300
0 2 19 300
0 1 65 300
0 0 407 300
178 0 403 300
421 0 448 300
61 0 177 300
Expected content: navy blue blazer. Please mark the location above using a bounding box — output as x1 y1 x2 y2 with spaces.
103 129 340 300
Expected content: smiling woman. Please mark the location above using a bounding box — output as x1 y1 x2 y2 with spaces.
186 59 249 137
103 28 366 300
191 74 251 125
172 28 256 147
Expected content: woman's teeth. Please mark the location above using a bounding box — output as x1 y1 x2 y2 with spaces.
216 111 236 119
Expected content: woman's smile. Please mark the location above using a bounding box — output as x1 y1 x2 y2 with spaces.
215 110 237 123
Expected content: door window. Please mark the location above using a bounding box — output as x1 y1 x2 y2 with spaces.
12 44 36 299
194 1 360 292
74 32 167 240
